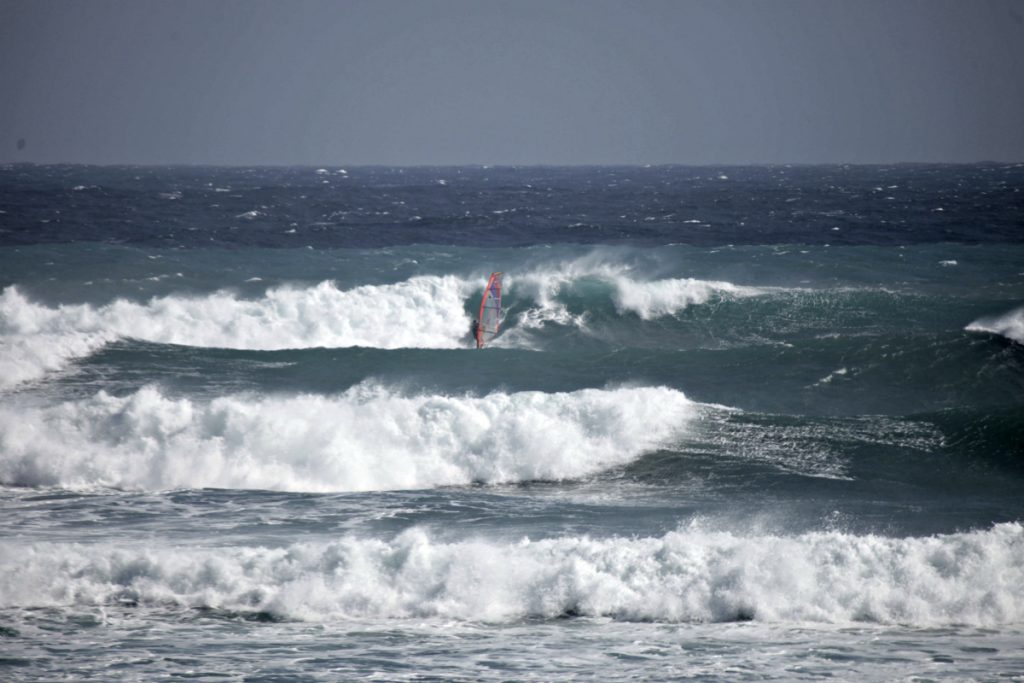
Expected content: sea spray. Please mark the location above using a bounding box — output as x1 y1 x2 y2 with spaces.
612 276 767 319
967 305 1024 344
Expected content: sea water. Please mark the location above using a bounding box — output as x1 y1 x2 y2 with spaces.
1 164 1023 681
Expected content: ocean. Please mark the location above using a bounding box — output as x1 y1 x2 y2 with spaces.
1 163 1022 681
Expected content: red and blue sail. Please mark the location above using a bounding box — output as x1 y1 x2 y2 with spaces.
476 272 503 348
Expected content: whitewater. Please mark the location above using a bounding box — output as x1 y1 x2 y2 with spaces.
1 164 1023 681
4 524 1022 624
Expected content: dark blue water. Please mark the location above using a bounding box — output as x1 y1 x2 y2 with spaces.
2 163 1021 248
1 164 1023 681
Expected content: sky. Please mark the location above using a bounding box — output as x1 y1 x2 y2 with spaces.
1 0 1023 166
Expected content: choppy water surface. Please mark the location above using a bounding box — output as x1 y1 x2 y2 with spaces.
1 164 1023 681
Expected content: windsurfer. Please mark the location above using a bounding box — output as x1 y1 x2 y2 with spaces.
475 272 503 349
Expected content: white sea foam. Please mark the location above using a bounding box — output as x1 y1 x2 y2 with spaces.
966 305 1024 344
0 384 695 492
3 523 1020 626
506 259 769 333
0 287 120 388
0 277 473 389
814 367 849 385
612 276 766 320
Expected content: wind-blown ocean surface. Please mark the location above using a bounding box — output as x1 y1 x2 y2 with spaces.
1 164 1023 681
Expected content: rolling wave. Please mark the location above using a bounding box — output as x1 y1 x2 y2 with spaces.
0 265 778 388
3 523 1021 625
0 384 695 492
0 278 473 389
4 258 995 394
502 260 771 333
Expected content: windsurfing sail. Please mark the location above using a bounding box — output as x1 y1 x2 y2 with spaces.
476 272 503 348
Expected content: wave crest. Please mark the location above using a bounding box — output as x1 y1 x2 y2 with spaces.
1 264 779 386
0 384 695 492
495 261 770 347
966 305 1024 344
0 278 473 389
612 276 766 320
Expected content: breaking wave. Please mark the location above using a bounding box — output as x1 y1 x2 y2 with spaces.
507 260 768 325
0 278 473 389
966 305 1024 344
611 276 766 320
3 523 1021 625
0 266 775 388
492 261 772 349
0 384 695 492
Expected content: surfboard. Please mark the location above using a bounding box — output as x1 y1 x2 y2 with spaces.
476 272 503 348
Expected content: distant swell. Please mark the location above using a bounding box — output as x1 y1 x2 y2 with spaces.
966 305 1024 344
3 523 1021 625
0 384 695 492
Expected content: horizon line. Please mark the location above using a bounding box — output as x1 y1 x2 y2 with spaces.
3 160 1023 170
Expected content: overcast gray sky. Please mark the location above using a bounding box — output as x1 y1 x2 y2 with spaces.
2 0 1023 165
